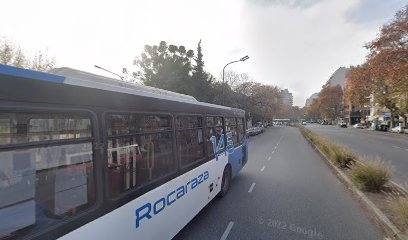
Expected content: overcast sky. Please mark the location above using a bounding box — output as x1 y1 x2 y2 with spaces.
1 0 406 106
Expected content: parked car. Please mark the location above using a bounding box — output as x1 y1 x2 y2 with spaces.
247 127 258 136
256 126 264 134
302 121 307 125
338 122 347 128
404 128 408 134
353 123 365 129
379 122 389 131
391 126 404 133
247 127 263 136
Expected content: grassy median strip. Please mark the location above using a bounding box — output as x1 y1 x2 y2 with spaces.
298 125 408 239
299 126 356 168
351 158 391 192
299 126 391 191
394 198 408 226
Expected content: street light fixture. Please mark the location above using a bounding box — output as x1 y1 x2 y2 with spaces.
222 55 249 105
94 65 124 80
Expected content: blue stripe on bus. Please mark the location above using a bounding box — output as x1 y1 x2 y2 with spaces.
0 64 65 83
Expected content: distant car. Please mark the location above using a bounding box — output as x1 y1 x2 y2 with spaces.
391 126 403 133
353 123 364 129
338 122 347 128
248 127 263 136
247 127 258 136
302 121 307 125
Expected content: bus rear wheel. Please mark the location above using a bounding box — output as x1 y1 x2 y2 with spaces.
218 166 232 198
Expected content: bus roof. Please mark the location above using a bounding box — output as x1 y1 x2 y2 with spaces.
0 64 244 114
49 67 198 102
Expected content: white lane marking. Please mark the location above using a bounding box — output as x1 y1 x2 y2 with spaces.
392 145 408 151
220 221 235 240
248 182 256 193
261 166 266 171
268 156 272 160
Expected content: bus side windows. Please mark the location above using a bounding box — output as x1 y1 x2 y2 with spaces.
176 116 205 167
225 117 238 146
0 112 95 239
205 116 224 158
237 118 245 144
106 114 175 198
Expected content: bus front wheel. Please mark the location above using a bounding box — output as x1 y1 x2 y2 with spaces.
218 166 232 198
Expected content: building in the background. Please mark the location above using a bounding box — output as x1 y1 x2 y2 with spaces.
324 67 350 90
323 66 362 125
322 67 350 123
280 89 293 107
305 92 319 107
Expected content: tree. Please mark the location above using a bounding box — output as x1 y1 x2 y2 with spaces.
344 65 371 108
226 80 281 121
365 5 408 127
306 98 321 120
135 41 195 96
318 85 343 122
221 70 253 107
191 40 215 102
0 39 13 65
0 37 55 71
133 40 283 121
30 52 55 72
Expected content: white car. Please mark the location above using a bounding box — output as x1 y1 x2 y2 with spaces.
391 126 403 133
353 123 364 129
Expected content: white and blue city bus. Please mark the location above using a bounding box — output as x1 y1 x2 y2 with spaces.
0 64 248 239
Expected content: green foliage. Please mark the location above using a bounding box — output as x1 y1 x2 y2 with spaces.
351 159 391 192
135 41 194 95
134 39 295 122
191 39 215 102
135 40 215 101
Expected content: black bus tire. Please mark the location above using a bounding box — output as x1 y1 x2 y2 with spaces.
218 165 232 198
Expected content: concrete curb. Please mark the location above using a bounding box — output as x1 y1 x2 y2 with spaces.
300 130 407 240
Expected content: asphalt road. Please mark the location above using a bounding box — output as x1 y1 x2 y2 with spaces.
305 124 408 187
174 126 383 240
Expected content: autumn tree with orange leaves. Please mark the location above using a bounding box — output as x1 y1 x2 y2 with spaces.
306 98 321 120
305 85 343 122
319 85 343 122
344 5 408 127
344 64 372 108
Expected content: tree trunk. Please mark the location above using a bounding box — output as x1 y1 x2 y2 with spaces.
390 111 395 129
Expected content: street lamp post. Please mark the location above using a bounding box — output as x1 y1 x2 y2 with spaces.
94 65 124 80
222 55 249 105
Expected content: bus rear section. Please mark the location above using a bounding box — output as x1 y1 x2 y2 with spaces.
0 64 248 239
